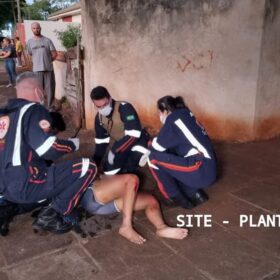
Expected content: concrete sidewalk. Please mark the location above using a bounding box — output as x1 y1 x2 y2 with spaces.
0 66 279 280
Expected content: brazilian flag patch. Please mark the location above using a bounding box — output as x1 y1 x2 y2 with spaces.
126 115 135 121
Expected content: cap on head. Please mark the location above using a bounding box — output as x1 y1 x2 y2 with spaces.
90 86 110 100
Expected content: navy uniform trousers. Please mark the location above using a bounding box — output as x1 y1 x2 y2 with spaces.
0 99 97 216
3 158 97 215
149 150 217 199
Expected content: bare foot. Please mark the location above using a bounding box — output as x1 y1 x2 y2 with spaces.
119 226 146 245
156 226 188 240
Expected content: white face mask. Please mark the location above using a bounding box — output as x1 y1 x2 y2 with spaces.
98 103 112 116
159 113 167 124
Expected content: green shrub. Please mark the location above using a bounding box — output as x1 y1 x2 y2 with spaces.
55 24 81 49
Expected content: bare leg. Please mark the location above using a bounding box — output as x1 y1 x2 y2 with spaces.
94 174 146 244
115 193 188 240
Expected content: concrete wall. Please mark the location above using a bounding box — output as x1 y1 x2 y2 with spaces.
82 0 279 141
72 14 82 23
254 0 280 140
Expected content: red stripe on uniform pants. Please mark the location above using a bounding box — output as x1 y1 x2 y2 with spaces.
28 151 32 162
29 179 46 184
72 169 82 174
64 163 97 215
53 142 72 152
148 166 170 199
150 159 202 172
116 137 135 153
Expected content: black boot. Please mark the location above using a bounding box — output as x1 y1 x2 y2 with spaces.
172 195 195 210
188 189 209 207
33 206 73 234
0 203 19 236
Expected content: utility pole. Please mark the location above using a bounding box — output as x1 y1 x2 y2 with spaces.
16 0 22 23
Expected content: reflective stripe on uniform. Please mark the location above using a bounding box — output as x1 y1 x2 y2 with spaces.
174 119 211 159
147 158 159 170
184 147 199 158
104 168 121 175
131 145 149 154
124 129 141 138
80 158 90 178
152 137 166 152
36 136 56 156
95 137 110 144
12 103 35 166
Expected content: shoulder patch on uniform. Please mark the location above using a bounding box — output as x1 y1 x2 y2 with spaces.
39 119 51 132
126 115 135 121
0 116 10 139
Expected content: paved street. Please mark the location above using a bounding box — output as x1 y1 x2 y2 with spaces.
0 63 279 280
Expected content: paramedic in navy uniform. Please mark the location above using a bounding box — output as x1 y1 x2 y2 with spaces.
146 95 217 209
0 72 97 233
91 86 149 175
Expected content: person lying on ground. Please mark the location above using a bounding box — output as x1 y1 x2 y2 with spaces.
81 173 188 244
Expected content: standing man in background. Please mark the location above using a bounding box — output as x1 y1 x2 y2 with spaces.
27 22 57 111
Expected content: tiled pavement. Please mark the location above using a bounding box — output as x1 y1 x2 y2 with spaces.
0 62 279 280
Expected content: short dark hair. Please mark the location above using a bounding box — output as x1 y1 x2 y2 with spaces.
16 71 38 85
90 86 110 100
157 95 186 112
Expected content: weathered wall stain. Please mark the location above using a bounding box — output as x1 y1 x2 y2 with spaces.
91 0 234 33
265 0 279 22
177 50 213 72
254 0 280 133
136 102 280 142
255 116 280 140
137 104 255 142
83 0 280 142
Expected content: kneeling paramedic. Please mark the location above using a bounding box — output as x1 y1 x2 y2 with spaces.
0 72 97 234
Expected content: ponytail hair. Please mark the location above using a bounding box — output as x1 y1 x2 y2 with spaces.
157 95 186 113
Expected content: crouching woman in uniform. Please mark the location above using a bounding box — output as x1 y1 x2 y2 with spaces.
146 96 217 209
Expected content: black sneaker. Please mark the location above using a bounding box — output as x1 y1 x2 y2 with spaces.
172 196 195 209
32 206 73 234
0 203 19 236
189 190 209 207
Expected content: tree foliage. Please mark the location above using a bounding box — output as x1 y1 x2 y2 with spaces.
22 0 53 21
0 0 80 27
0 0 26 29
55 24 81 49
22 0 80 21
